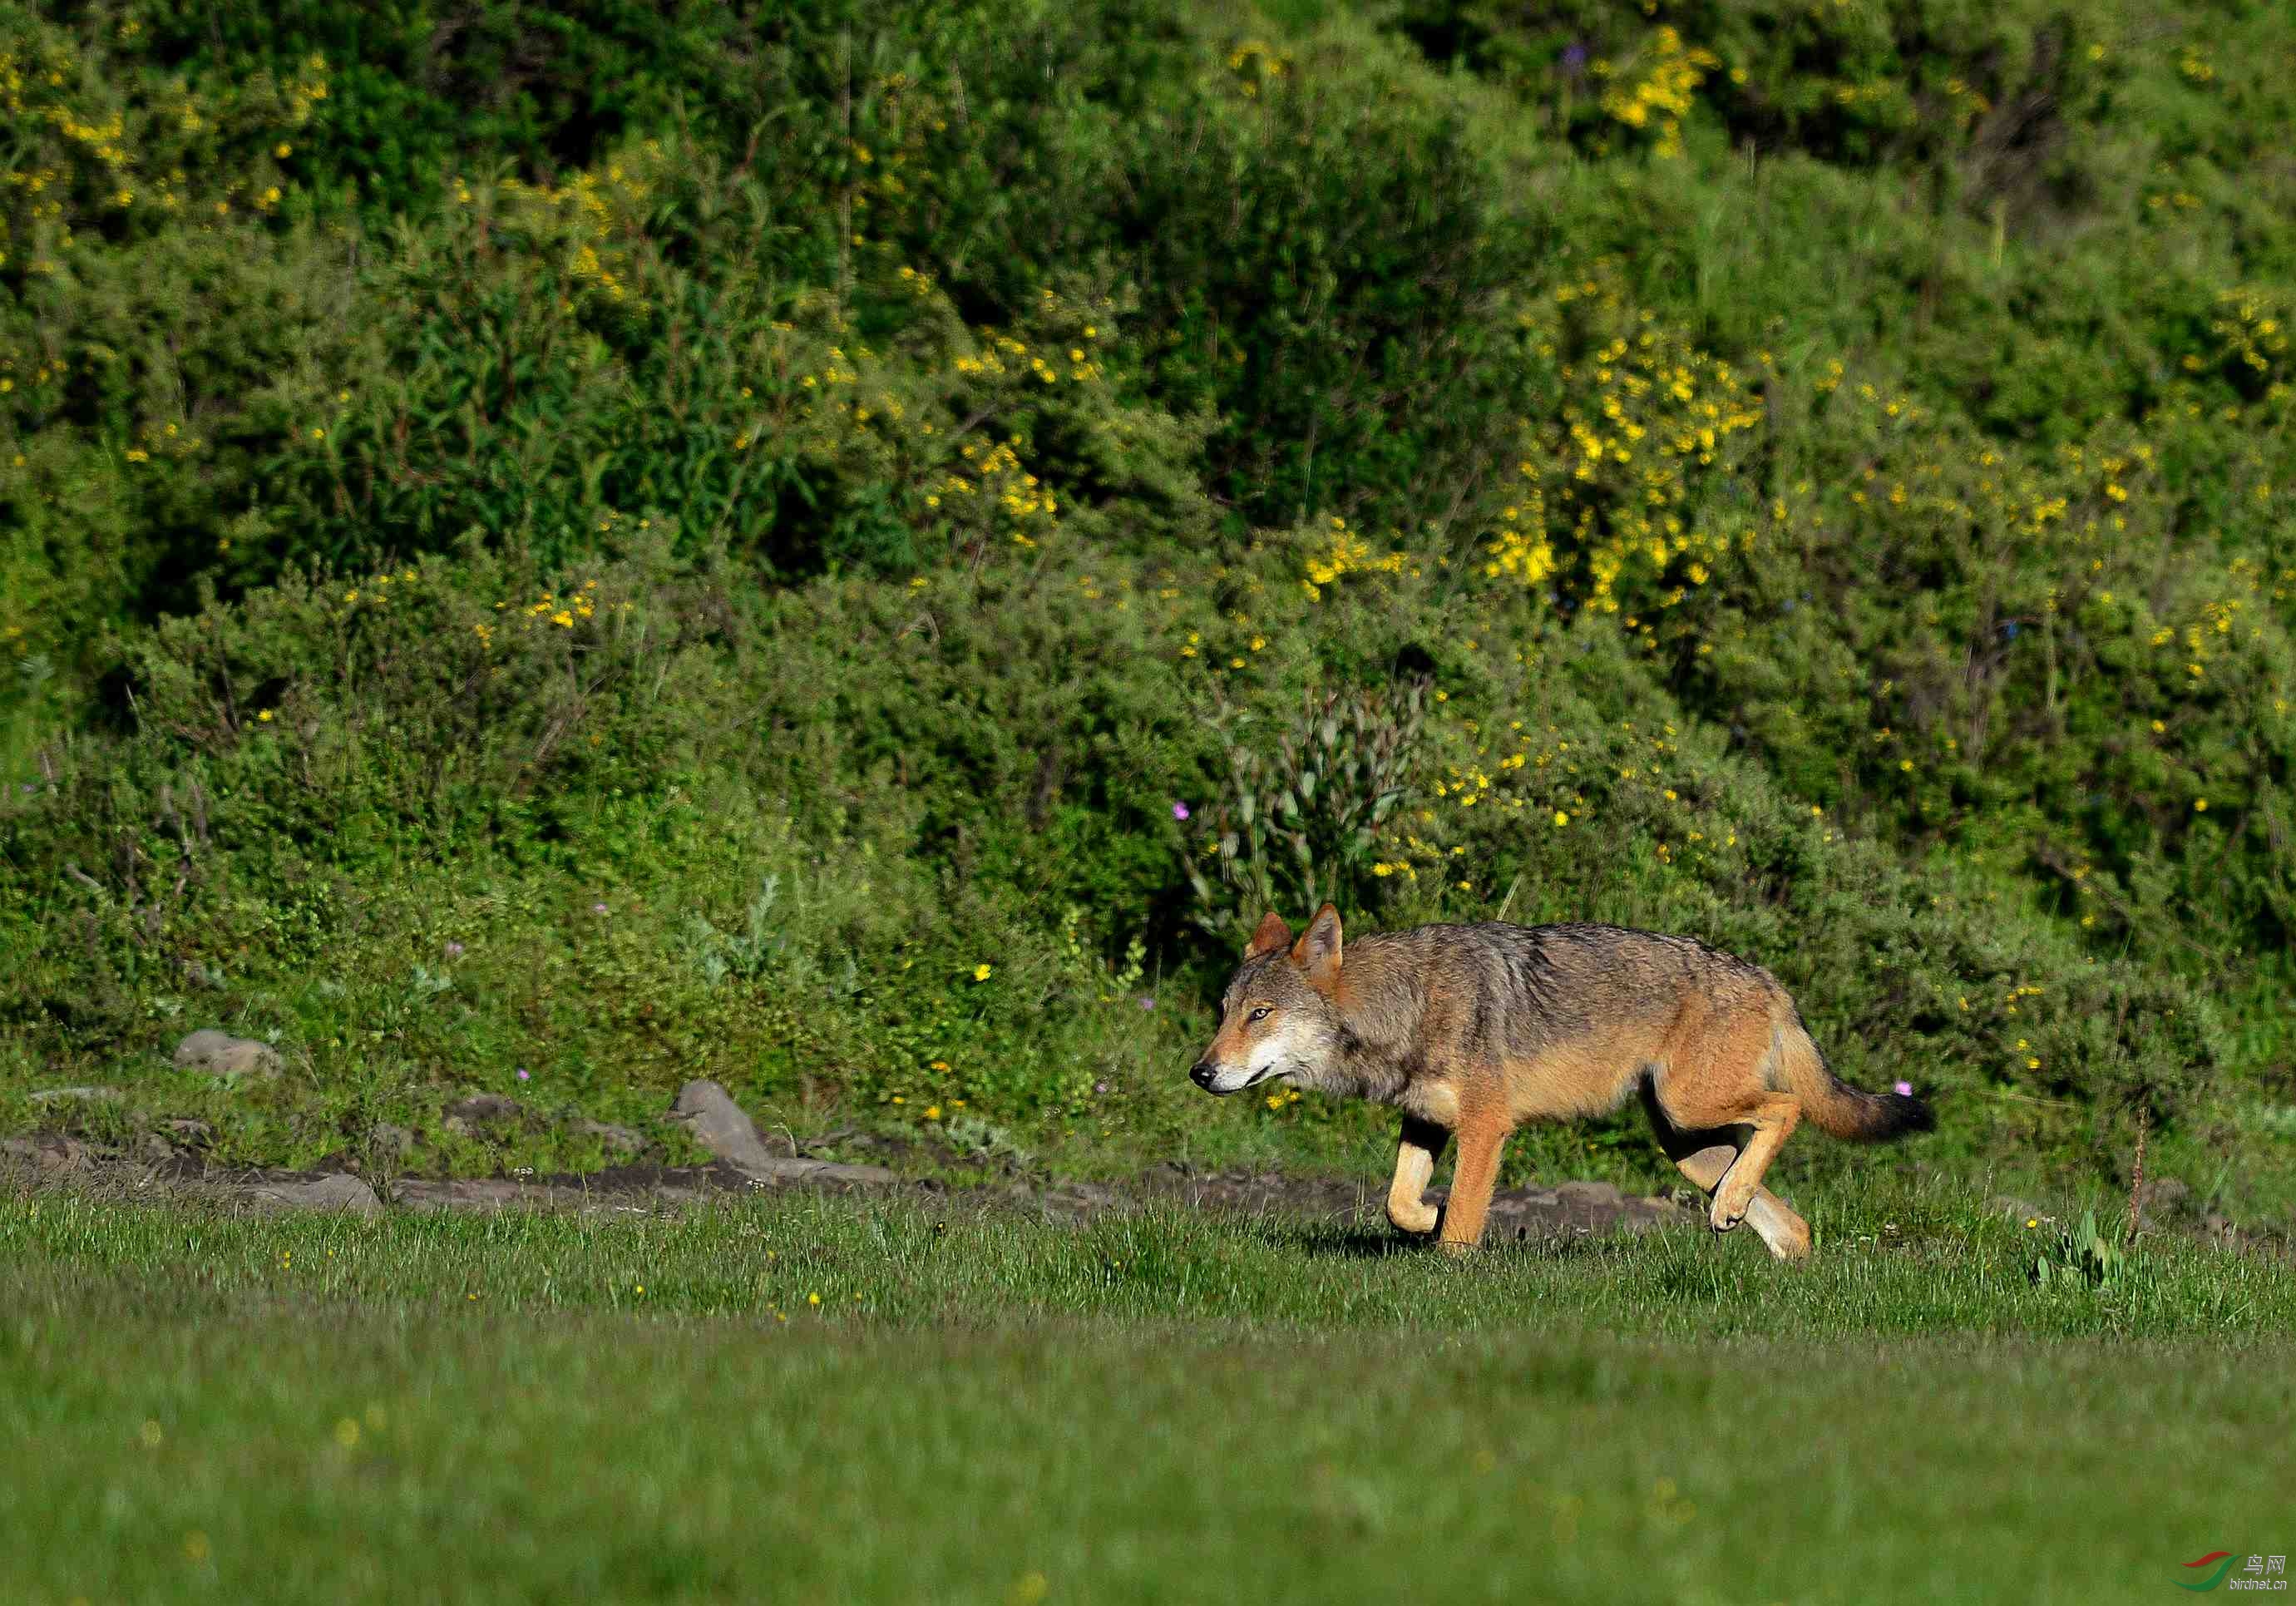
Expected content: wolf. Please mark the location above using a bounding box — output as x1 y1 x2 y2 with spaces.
1188 905 1932 1258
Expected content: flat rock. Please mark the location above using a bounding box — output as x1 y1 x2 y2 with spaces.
174 1030 284 1081
670 1080 896 1185
2 1134 86 1171
239 1173 381 1214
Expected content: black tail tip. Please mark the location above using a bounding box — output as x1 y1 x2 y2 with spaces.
1881 1091 1936 1139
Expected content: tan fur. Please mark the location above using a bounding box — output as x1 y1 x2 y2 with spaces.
1189 906 1932 1261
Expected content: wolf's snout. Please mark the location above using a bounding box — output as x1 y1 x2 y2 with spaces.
1188 1060 1217 1089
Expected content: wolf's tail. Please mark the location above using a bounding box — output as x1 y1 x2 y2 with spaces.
1770 1012 1933 1142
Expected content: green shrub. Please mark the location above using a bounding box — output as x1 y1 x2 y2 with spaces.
4 0 2294 1203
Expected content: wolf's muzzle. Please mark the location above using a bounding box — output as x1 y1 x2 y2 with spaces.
1188 1061 1217 1090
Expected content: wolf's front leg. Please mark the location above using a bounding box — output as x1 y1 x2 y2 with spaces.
1437 1114 1509 1253
1385 1115 1448 1235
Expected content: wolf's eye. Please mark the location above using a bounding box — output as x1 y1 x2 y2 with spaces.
1247 1006 1271 1023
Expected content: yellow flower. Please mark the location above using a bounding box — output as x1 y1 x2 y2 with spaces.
1553 811 1570 827
973 963 993 981
2195 798 2208 811
807 1292 821 1307
924 1104 941 1120
257 709 274 723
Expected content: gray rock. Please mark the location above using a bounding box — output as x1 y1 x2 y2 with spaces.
369 1123 416 1158
174 1030 283 1082
29 1085 125 1104
0 1134 86 1170
442 1095 529 1141
670 1080 896 1186
671 1080 783 1174
241 1173 381 1214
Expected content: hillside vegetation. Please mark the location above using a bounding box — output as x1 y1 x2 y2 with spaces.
3 0 2294 1208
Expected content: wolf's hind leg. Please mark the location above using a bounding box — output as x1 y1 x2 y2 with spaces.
1706 1095 1801 1235
1640 1083 1810 1261
1670 1140 1810 1262
1386 1116 1447 1236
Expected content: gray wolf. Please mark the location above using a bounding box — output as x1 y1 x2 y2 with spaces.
1188 906 1931 1258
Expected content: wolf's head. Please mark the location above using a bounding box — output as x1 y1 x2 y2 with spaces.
1189 904 1348 1096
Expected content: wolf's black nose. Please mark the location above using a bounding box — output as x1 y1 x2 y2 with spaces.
1189 1062 1215 1088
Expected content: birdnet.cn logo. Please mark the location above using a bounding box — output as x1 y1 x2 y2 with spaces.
2178 1554 2288 1592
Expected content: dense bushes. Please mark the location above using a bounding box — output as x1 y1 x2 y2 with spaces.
4 0 2294 1196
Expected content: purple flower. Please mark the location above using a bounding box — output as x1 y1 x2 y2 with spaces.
516 1068 531 1082
1562 41 1589 72
591 902 609 915
1137 995 1157 1011
1894 1080 1913 1098
444 941 465 959
1172 802 1190 822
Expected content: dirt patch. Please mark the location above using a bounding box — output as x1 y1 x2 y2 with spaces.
3 1076 1698 1244
2 1134 1692 1244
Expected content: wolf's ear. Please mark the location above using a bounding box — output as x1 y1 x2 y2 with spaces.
1292 902 1342 985
1246 910 1293 959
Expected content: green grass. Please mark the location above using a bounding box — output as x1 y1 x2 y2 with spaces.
5 1183 2291 1604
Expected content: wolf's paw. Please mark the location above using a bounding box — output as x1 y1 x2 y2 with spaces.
1709 1202 1746 1234
1387 1199 1439 1236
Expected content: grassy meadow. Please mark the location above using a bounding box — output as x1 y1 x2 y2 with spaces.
6 1183 2294 1605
